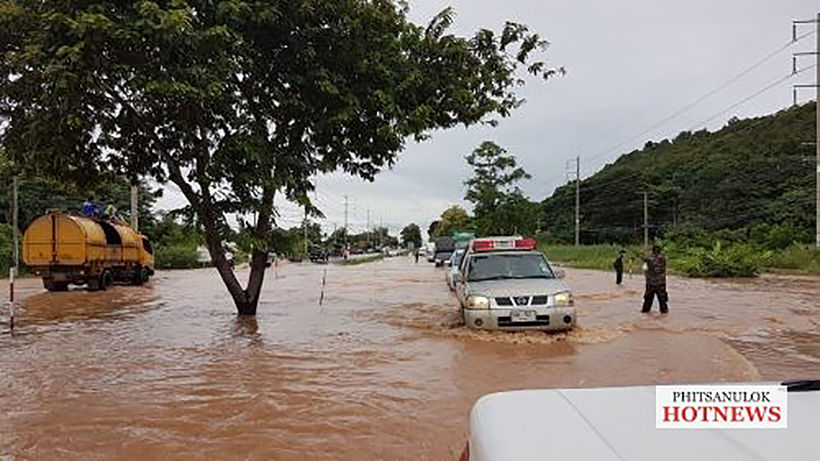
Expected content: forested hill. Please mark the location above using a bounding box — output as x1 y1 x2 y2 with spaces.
541 102 816 244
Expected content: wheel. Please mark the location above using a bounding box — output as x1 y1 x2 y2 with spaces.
87 278 100 291
131 266 144 286
100 271 112 291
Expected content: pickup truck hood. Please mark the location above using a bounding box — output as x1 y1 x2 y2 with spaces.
470 386 819 461
466 278 568 298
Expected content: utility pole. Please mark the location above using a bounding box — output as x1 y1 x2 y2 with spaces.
643 191 649 248
303 212 308 256
366 209 370 247
343 195 349 247
575 156 580 246
130 183 138 231
793 14 820 247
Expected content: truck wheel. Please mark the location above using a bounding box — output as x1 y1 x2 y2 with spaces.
100 271 112 290
131 266 144 286
87 278 100 291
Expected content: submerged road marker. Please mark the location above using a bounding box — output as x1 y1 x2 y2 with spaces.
319 268 327 306
8 268 15 333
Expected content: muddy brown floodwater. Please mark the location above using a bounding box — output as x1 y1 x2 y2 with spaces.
1 258 819 459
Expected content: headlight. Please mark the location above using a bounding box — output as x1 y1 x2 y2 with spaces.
466 295 490 310
553 291 573 307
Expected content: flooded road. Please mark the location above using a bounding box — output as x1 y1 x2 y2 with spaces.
1 258 819 459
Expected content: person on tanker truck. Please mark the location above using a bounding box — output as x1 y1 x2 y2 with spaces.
82 196 99 218
103 201 118 220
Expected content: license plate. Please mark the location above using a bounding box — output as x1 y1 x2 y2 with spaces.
510 309 537 322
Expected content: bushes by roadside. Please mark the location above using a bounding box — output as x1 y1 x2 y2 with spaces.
672 241 768 278
0 224 13 276
154 244 199 269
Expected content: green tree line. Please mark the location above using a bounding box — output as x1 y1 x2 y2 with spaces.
542 102 816 247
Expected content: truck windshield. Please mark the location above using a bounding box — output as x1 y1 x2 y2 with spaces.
467 253 554 281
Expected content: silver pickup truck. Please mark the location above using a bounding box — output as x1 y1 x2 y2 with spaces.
454 237 575 331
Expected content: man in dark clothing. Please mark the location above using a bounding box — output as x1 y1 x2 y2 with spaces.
641 244 669 314
613 249 625 285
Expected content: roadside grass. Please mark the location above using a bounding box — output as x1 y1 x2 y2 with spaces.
341 255 384 266
541 243 820 277
540 244 644 272
764 245 820 275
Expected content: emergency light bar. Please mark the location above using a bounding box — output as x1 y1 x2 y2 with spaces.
471 238 537 252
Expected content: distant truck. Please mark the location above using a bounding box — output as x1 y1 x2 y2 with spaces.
433 236 455 267
22 210 155 291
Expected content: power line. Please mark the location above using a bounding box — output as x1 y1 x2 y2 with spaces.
586 29 817 165
533 29 816 197
689 65 813 130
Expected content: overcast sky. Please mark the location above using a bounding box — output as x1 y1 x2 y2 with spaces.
157 0 818 240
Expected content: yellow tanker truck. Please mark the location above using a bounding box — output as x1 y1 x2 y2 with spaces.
22 210 155 291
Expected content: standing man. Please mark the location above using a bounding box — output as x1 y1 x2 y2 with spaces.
613 248 625 286
641 244 668 314
414 247 420 263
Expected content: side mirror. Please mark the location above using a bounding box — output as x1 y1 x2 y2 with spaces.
554 269 566 279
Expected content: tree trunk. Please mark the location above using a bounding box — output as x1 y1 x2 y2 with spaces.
166 159 274 316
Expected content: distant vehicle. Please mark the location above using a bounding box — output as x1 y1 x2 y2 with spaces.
454 237 575 331
22 210 154 291
446 248 467 291
196 244 235 268
434 236 455 267
462 382 820 461
426 242 436 262
309 246 329 264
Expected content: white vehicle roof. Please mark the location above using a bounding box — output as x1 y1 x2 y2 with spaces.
469 385 818 461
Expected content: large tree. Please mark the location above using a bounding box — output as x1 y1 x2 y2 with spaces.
464 141 536 235
1 1 558 314
435 205 470 237
399 222 421 249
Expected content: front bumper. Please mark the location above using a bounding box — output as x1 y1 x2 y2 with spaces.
463 307 576 331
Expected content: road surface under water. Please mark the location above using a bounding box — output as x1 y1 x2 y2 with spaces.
1 258 819 459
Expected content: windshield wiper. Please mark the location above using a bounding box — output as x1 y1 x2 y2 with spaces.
783 379 820 392
469 275 512 282
508 275 552 279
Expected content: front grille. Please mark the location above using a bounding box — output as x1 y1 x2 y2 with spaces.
531 295 548 305
497 296 549 306
497 315 551 328
513 296 530 306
